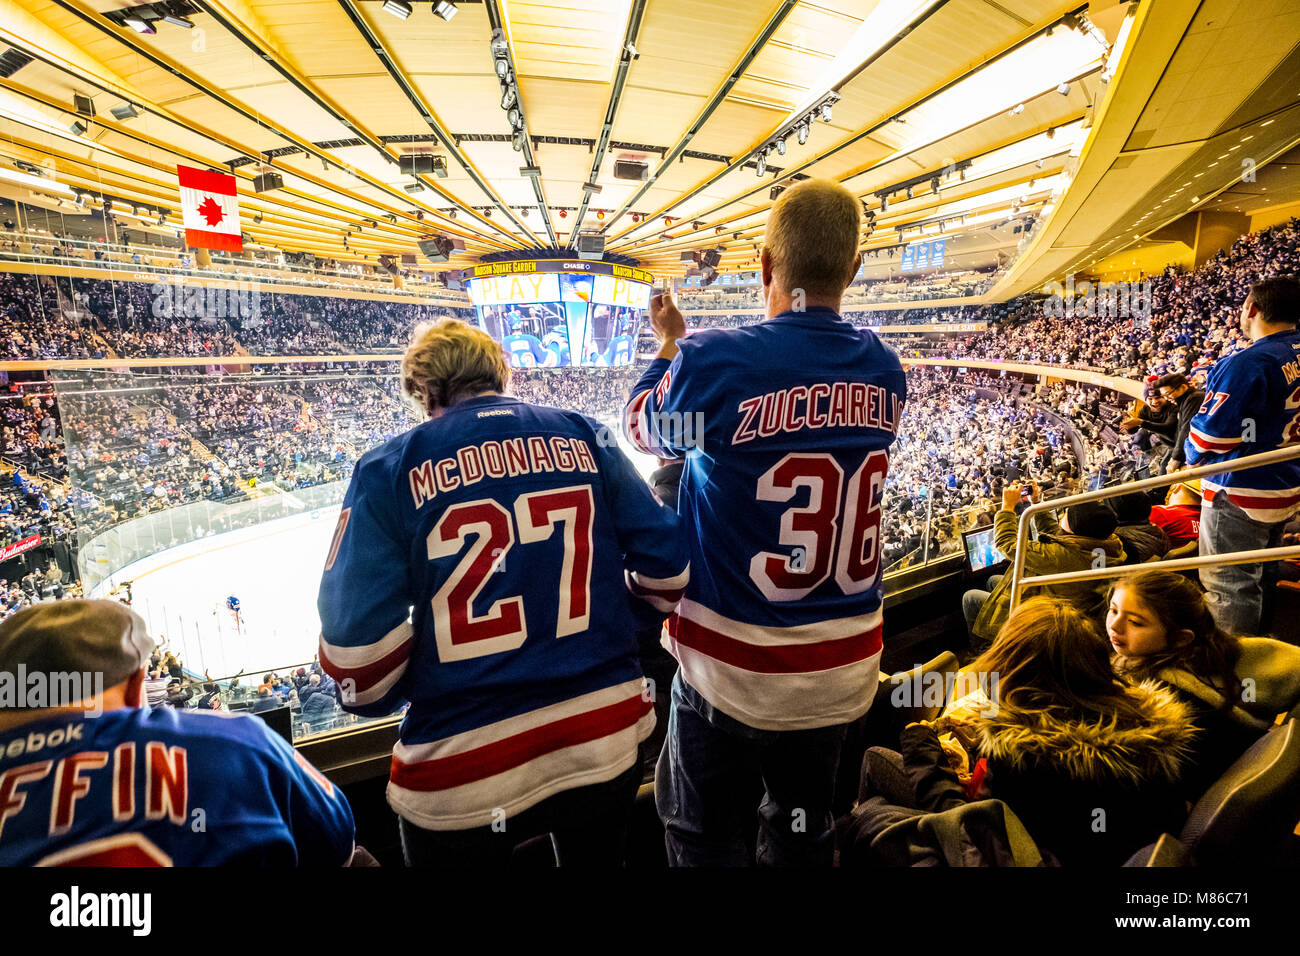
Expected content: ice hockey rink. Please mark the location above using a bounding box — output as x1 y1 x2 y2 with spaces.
88 424 658 680
91 506 342 680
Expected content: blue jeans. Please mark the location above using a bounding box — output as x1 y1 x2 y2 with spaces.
655 672 847 866
1199 492 1286 636
962 574 1002 640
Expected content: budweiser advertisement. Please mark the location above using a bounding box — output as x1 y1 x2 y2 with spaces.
0 533 40 563
178 164 243 252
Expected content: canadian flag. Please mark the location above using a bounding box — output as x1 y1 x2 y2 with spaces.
178 164 243 252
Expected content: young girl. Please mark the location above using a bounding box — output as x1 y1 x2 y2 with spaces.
1106 569 1300 798
865 597 1197 866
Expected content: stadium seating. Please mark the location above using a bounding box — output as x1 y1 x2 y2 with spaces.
1176 718 1300 866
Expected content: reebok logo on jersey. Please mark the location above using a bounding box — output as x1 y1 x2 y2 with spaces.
3 722 85 758
477 409 516 417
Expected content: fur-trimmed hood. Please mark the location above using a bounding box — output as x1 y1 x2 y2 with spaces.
973 680 1197 787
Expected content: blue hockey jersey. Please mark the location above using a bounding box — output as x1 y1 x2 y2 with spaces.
541 337 570 367
0 707 354 866
623 307 907 730
502 333 547 368
317 395 689 830
1185 328 1300 523
601 335 635 367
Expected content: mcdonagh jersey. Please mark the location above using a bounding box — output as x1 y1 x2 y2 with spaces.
318 395 689 831
0 708 354 866
624 308 907 731
1185 328 1300 522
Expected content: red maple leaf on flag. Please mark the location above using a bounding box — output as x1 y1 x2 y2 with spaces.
197 196 225 227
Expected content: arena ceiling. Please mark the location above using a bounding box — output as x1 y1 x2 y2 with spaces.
0 0 1292 286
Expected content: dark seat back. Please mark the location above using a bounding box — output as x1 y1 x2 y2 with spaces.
833 650 961 817
1180 718 1300 865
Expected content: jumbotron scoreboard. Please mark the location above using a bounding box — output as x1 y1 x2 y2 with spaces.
459 259 655 368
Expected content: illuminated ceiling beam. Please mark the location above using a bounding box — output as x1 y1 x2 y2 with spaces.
198 0 527 246
598 0 801 236
0 80 497 252
40 0 507 251
566 0 648 244
480 0 555 246
333 0 544 245
607 7 1103 254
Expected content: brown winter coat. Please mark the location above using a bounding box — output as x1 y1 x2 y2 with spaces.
968 679 1195 865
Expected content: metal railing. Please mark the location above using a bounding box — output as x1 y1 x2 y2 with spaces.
1008 445 1300 610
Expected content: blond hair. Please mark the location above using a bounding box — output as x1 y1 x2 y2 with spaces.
401 318 510 417
763 179 862 298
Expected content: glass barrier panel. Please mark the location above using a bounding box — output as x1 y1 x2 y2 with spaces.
48 367 416 742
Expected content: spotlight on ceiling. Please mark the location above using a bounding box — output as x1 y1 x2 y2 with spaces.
1009 103 1025 116
905 186 913 200
755 151 767 178
774 138 786 156
432 1 458 21
501 86 517 110
512 130 524 151
383 1 413 19
495 57 511 79
507 107 523 129
820 101 832 123
930 177 941 193
1056 81 1071 96
123 16 156 34
880 195 888 211
110 102 140 121
796 121 810 146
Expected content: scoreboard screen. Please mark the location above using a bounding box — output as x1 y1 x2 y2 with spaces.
462 259 653 368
